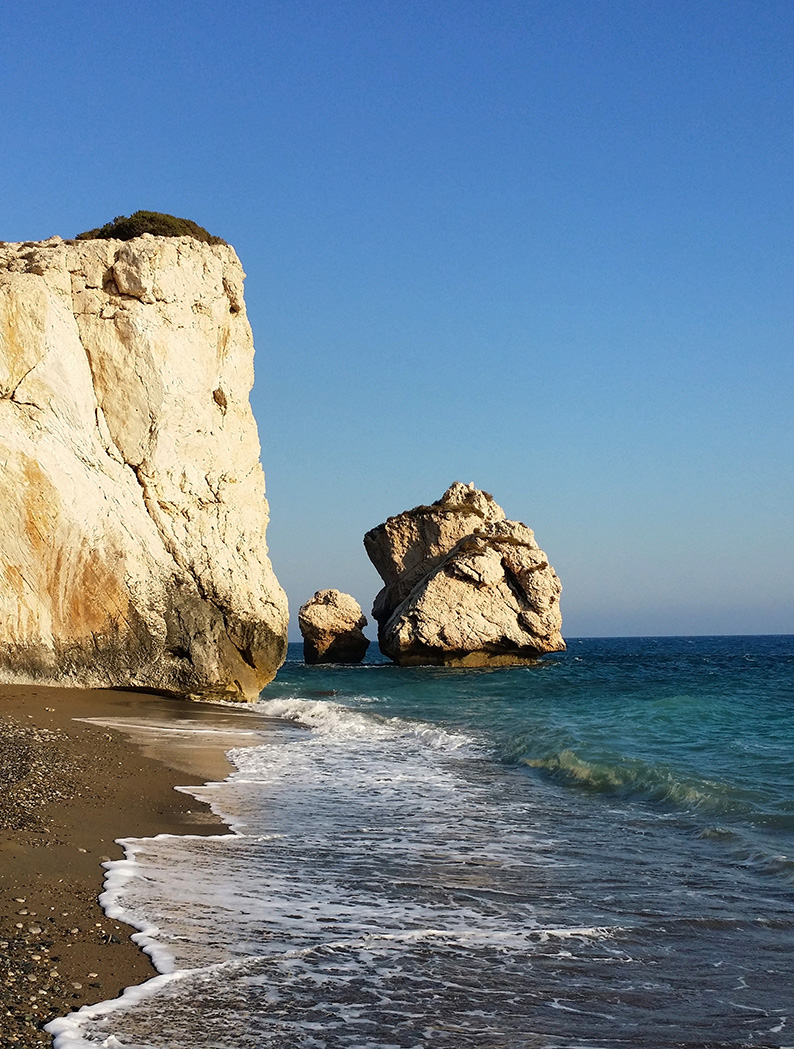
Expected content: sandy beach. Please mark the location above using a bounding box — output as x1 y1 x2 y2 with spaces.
0 684 276 1048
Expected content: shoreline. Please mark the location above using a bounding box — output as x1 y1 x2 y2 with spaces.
0 683 278 1048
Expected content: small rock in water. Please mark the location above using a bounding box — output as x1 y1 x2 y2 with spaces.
298 590 370 664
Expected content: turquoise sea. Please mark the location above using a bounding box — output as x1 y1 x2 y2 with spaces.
50 636 794 1048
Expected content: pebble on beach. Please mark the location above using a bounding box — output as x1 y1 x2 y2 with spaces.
0 714 132 1046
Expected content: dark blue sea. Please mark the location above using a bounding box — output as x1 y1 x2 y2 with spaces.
50 636 794 1048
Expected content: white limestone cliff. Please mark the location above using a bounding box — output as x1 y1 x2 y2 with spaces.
0 233 288 700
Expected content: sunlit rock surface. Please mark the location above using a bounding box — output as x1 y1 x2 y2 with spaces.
0 234 288 700
298 590 370 664
365 482 564 666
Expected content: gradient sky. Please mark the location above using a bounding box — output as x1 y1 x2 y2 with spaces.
2 1 792 639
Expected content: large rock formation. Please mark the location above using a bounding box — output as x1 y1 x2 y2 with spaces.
365 482 564 665
298 590 370 664
0 234 288 700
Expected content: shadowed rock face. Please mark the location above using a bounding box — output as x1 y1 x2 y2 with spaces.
364 482 565 666
0 234 288 700
298 590 370 664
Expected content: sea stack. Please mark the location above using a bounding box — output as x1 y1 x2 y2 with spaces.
0 234 288 700
298 590 370 664
364 482 565 665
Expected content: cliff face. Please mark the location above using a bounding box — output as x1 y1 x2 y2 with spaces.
0 234 288 700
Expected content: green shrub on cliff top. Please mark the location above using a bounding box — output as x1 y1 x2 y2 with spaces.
75 211 225 244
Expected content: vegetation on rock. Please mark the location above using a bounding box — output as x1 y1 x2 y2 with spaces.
75 210 225 244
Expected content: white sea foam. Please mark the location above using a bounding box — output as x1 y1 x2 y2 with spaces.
48 651 794 1049
252 695 476 751
48 692 569 1047
76 716 264 738
46 970 187 1047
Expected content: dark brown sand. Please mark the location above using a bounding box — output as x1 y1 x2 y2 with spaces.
0 684 278 1047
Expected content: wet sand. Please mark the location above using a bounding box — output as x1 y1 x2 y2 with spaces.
0 684 277 1047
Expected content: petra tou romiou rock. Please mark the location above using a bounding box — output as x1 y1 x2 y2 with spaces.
364 482 565 666
298 590 370 664
0 234 288 700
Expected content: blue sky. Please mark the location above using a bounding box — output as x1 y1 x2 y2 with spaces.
2 1 792 638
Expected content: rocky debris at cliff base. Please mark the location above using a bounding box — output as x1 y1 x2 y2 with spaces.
0 234 288 701
365 483 565 666
298 590 370 664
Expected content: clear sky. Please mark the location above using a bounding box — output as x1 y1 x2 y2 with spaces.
2 1 792 639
